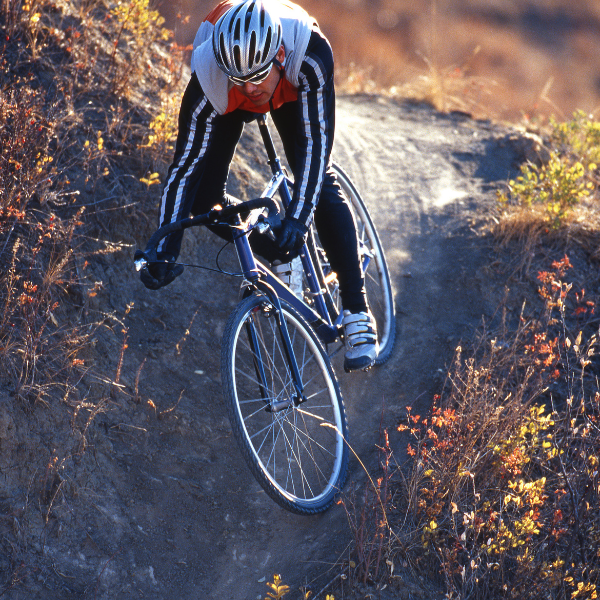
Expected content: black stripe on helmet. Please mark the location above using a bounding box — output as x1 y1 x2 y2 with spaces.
249 31 256 69
229 2 245 26
263 26 272 60
233 45 242 72
218 33 230 70
244 2 254 32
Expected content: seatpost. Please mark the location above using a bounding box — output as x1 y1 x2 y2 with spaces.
257 114 282 176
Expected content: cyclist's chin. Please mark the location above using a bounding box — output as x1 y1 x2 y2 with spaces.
246 94 268 105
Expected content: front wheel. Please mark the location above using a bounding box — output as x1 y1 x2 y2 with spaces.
221 294 349 514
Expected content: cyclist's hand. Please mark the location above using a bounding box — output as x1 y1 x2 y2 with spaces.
139 253 184 290
276 217 308 254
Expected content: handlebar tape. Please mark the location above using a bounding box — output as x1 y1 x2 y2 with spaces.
143 197 279 254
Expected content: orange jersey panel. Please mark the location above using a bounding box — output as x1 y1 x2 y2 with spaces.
204 1 307 113
204 1 234 24
225 76 298 114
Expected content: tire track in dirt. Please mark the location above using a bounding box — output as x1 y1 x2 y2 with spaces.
173 96 522 599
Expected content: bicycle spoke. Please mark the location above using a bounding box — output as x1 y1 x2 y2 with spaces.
223 294 348 513
286 414 337 460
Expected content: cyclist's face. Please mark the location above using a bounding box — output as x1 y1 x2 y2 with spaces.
232 46 285 106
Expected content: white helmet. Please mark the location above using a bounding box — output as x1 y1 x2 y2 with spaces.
212 0 283 80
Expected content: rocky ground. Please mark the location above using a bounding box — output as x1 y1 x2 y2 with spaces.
0 95 534 599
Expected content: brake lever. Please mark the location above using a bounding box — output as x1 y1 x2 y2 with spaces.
133 249 149 272
255 212 282 242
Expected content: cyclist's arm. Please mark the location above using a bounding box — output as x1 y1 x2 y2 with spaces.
157 73 219 258
287 31 335 227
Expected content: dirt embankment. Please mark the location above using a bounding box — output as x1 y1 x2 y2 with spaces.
0 96 533 599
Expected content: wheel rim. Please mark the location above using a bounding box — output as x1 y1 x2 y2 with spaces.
230 301 346 506
313 166 395 358
351 196 394 355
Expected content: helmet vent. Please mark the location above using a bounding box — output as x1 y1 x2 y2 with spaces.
233 45 242 72
249 31 257 69
219 35 230 70
244 4 253 31
212 0 282 79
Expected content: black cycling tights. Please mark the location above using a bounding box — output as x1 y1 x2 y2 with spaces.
189 103 368 314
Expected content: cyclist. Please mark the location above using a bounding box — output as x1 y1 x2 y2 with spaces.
140 0 379 372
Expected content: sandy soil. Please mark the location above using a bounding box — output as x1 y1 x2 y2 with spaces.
0 96 532 599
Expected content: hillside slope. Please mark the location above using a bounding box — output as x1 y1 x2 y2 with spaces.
1 1 548 598
163 0 600 121
1 88 532 598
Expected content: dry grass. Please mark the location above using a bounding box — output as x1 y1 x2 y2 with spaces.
336 247 600 599
0 2 187 588
1 0 186 405
0 75 87 405
333 109 600 600
393 254 600 600
299 0 600 121
494 202 600 272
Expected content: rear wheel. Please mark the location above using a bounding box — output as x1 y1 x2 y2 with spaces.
311 164 396 364
221 294 349 514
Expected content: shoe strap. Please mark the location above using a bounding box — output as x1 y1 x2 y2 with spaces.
272 262 292 275
344 313 377 347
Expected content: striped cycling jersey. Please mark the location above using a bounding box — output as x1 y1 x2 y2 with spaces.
157 0 334 250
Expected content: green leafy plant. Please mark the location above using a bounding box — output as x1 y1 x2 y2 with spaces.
497 111 599 228
549 110 600 167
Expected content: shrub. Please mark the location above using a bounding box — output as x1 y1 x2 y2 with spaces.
497 111 599 228
0 81 90 403
1 0 187 404
395 256 600 600
109 0 172 94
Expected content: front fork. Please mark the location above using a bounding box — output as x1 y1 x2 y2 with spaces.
247 280 308 412
231 212 308 411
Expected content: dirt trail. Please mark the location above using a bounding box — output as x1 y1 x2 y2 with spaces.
3 96 528 600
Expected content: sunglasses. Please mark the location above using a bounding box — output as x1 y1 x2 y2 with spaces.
228 61 274 86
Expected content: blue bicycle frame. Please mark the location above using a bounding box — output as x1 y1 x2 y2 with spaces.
135 114 345 408
233 114 341 346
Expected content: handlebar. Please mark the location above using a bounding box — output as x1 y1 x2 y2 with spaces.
134 197 281 271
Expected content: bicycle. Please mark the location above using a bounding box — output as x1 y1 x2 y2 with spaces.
134 114 395 514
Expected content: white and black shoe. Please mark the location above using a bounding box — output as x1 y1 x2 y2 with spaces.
342 309 379 372
271 257 303 299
